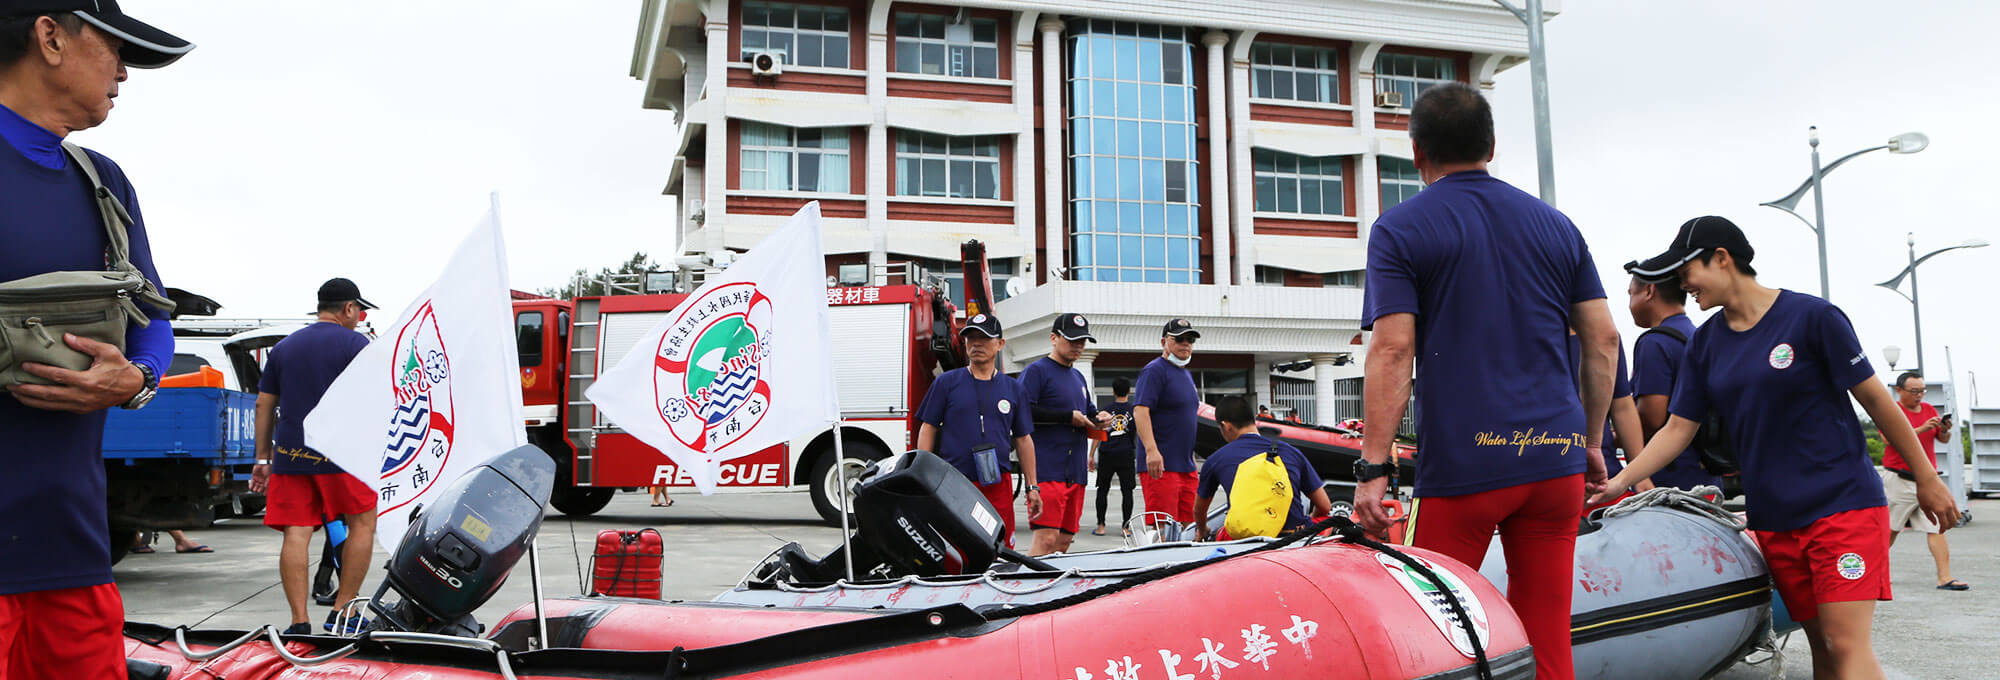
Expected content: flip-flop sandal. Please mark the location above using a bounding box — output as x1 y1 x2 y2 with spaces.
664 500 675 508
1091 527 1107 536
129 545 155 554
176 545 214 554
1937 580 1971 591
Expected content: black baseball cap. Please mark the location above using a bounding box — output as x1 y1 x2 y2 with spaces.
1052 312 1096 343
1162 318 1200 340
960 313 1003 339
1627 216 1755 282
1 1 194 68
317 278 378 310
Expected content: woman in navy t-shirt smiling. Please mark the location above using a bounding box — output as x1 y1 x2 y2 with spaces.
1599 216 1957 678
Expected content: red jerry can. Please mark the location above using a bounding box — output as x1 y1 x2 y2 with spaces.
590 528 664 599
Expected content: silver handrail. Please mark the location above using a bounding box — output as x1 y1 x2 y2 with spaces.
172 625 268 661
263 628 358 666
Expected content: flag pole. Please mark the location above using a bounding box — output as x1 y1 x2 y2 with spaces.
832 420 856 581
529 525 549 649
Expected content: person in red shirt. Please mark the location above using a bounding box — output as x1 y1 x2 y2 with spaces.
1879 371 1965 590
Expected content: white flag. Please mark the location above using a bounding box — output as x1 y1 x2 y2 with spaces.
306 200 527 542
587 202 839 494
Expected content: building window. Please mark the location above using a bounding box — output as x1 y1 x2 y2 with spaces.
894 13 999 78
1323 270 1362 288
1065 19 1202 284
895 132 1000 199
1380 157 1423 211
1250 43 1339 104
1374 52 1457 107
740 123 850 193
1253 149 1345 216
741 1 851 68
910 257 1018 309
1255 266 1287 287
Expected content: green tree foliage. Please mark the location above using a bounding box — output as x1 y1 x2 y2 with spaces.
537 252 657 299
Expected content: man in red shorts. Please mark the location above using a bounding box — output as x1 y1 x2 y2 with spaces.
1020 312 1112 555
1352 83 1618 680
1135 319 1204 529
250 278 378 635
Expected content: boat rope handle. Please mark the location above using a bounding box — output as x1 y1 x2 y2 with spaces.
263 628 358 666
172 625 268 661
365 632 520 680
1596 485 1743 530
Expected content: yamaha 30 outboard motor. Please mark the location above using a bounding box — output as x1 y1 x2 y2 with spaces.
366 444 555 636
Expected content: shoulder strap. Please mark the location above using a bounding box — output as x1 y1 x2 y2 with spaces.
59 141 174 316
1639 325 1688 345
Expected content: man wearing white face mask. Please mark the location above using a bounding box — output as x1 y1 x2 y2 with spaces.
1134 318 1201 527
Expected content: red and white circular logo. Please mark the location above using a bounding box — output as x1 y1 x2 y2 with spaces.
651 282 774 454
382 301 455 514
1769 343 1795 370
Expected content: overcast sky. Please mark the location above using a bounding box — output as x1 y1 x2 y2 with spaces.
74 1 1997 409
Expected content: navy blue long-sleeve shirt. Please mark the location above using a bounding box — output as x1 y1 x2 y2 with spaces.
1 102 173 594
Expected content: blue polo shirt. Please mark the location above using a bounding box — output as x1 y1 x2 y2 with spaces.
914 367 1034 483
1362 170 1605 498
259 322 373 474
1 103 174 595
1669 291 1885 532
1197 433 1322 531
1631 313 1719 491
1019 357 1096 484
1133 357 1200 473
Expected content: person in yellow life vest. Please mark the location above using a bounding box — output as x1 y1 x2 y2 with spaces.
1193 397 1332 541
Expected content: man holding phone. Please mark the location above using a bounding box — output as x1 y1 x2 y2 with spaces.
915 313 1040 545
1880 371 1966 591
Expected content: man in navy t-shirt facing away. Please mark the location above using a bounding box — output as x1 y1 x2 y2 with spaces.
1193 397 1331 541
1601 216 1957 677
1621 263 1719 491
251 278 377 635
1134 318 1203 527
915 313 1040 546
1355 83 1619 680
0 5 194 678
1019 312 1111 556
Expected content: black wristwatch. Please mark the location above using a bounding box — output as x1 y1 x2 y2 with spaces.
121 362 158 411
1352 458 1398 483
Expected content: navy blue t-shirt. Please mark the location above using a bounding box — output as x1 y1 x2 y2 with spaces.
1133 357 1200 473
914 367 1034 483
1019 357 1096 484
0 105 173 595
1362 170 1605 497
259 322 372 474
1670 291 1885 531
1631 313 1720 490
1099 401 1136 463
1197 434 1323 531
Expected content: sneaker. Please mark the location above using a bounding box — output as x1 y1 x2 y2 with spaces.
323 611 370 635
281 622 312 636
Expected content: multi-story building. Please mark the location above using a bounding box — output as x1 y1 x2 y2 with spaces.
628 0 1550 422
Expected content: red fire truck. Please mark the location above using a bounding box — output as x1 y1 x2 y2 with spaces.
512 246 991 524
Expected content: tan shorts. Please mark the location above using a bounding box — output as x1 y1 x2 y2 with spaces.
1881 469 1940 533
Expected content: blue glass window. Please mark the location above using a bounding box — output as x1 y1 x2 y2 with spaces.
1064 20 1202 283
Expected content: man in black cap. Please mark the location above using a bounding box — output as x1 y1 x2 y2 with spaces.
251 278 379 635
0 3 191 676
1019 313 1112 555
1134 318 1202 526
915 313 1040 546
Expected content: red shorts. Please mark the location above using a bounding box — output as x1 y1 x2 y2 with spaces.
1753 506 1892 622
0 583 124 680
977 473 1016 548
1141 471 1198 524
1406 474 1583 680
265 472 376 529
1032 482 1087 534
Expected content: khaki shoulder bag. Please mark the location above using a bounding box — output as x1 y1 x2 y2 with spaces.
0 141 175 387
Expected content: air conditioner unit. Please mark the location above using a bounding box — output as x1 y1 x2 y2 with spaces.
1374 90 1405 108
750 50 784 77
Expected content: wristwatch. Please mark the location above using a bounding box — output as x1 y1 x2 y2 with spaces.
121 362 158 411
1352 458 1398 483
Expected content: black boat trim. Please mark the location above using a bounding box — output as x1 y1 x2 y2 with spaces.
1570 576 1771 645
1414 646 1536 680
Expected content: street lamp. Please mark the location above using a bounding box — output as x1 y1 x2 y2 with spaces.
1759 128 1929 302
1883 345 1901 370
1492 0 1556 206
1876 234 1989 373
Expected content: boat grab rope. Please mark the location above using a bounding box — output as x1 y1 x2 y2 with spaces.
1596 485 1744 531
981 515 1496 680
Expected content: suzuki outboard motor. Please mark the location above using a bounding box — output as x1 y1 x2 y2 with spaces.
367 444 555 636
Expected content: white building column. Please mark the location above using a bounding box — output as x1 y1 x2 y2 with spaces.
865 0 892 273
703 15 731 259
1225 31 1259 284
1038 17 1066 283
1075 349 1100 399
1202 30 1231 286
1012 11 1042 283
1250 357 1272 415
1352 42 1384 248
1311 353 1344 426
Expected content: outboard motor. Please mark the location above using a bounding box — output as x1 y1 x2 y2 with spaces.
367 444 555 636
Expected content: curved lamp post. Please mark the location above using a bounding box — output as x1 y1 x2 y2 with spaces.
1876 235 1989 373
1759 129 1929 302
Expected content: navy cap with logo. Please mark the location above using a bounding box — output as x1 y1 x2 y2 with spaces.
0 0 194 68
317 277 378 310
1162 318 1200 339
960 313 1003 339
1627 215 1755 282
1052 312 1096 342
